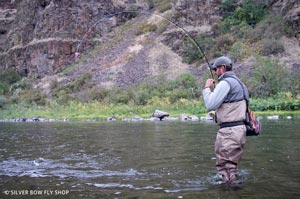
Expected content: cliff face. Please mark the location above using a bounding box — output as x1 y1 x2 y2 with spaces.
0 0 299 89
0 0 136 78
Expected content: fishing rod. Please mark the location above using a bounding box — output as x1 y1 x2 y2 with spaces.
75 9 215 80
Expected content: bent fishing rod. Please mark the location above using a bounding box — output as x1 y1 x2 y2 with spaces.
75 9 215 80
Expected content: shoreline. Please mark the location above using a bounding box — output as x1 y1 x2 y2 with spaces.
1 111 299 123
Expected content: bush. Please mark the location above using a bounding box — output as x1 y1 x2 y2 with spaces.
0 70 22 95
157 1 172 13
261 38 284 55
0 69 21 84
286 71 300 97
230 41 251 61
157 20 169 34
174 73 198 90
0 82 9 95
104 87 133 105
248 57 288 97
21 89 47 106
9 80 30 93
85 88 109 101
247 15 294 42
0 95 8 108
133 89 151 105
182 34 214 64
136 23 157 35
67 72 93 92
219 0 267 36
211 34 235 57
250 98 300 111
221 0 238 17
233 1 267 26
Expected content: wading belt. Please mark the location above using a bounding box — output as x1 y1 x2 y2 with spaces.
219 121 245 129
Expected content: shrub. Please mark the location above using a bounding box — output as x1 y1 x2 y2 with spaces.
157 20 169 34
261 38 284 55
230 41 251 61
220 0 267 36
221 0 238 17
286 71 300 97
0 82 9 95
133 89 151 105
157 1 172 13
147 0 155 9
67 72 93 92
85 87 109 101
250 98 300 111
9 80 30 93
0 69 21 84
174 73 198 90
233 2 266 26
136 23 157 35
182 34 214 64
249 57 288 97
104 87 133 105
0 95 8 108
211 34 235 57
247 15 294 42
21 89 47 106
55 89 74 105
0 69 22 95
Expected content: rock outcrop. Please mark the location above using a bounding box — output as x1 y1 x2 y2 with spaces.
0 0 299 88
0 0 139 78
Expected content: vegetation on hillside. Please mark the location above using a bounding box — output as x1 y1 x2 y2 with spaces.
0 0 300 119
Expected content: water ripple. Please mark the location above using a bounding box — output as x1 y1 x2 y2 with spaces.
0 158 142 179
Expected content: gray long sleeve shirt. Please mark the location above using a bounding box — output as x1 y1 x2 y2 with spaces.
202 80 230 111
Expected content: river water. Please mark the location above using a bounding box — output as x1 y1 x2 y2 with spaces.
0 118 299 199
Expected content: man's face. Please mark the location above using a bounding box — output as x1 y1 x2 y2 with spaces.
213 65 225 77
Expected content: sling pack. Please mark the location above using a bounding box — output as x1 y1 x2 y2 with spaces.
225 76 261 136
245 107 261 136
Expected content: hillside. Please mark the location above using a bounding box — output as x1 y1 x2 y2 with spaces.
0 0 300 112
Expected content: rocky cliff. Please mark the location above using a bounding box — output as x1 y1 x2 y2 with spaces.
0 0 299 93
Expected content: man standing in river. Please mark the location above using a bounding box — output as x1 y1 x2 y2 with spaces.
202 56 249 184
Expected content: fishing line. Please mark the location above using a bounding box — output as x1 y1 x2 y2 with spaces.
75 9 214 79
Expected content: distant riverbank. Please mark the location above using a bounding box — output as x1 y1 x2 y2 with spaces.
0 99 299 122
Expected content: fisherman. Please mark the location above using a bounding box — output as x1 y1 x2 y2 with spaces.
202 56 249 184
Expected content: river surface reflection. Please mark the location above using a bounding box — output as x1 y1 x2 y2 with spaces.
0 118 299 198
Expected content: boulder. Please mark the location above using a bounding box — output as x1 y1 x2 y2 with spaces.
152 110 169 121
179 114 188 121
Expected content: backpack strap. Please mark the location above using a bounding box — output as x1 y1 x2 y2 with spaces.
225 76 249 107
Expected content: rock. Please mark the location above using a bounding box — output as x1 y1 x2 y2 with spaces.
121 118 131 121
132 116 143 121
149 117 161 121
107 116 116 121
16 118 27 122
0 0 117 78
179 114 188 121
267 115 280 120
200 111 215 120
152 110 169 121
32 118 40 122
163 116 179 121
188 115 199 121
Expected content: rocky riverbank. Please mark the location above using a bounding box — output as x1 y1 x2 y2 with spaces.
0 113 297 123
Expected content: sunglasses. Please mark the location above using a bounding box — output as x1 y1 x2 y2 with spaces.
213 65 224 71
